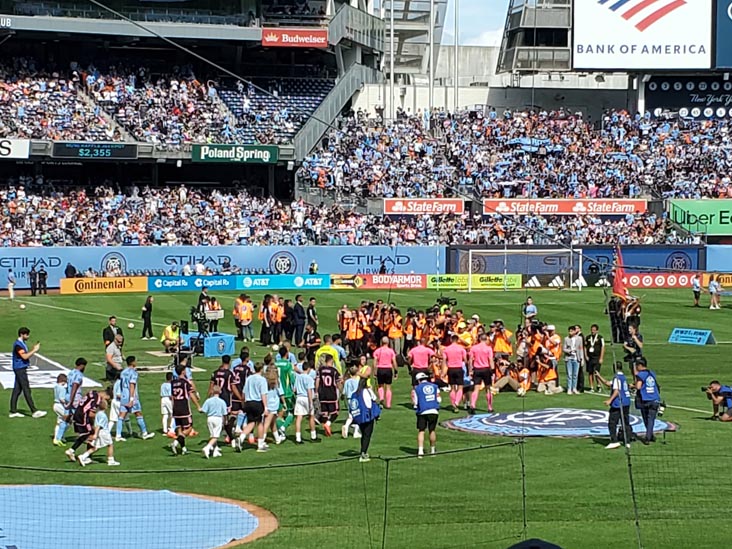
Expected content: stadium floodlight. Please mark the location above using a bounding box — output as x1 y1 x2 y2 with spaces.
466 247 584 293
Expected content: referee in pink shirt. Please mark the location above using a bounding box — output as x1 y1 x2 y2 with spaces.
373 337 398 409
469 334 495 413
408 337 436 401
443 335 467 412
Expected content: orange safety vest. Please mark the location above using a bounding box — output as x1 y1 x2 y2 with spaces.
347 317 363 340
275 303 284 323
233 298 244 319
545 334 562 361
415 318 425 341
388 315 403 339
517 367 531 392
241 302 253 322
493 329 513 355
537 361 557 383
258 302 265 321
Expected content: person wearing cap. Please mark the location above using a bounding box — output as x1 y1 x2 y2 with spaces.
161 321 181 354
412 372 441 458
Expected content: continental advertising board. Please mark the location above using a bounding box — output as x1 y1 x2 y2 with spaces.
60 277 148 295
573 0 712 70
0 246 445 289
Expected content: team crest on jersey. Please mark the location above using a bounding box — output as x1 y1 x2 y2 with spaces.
442 408 677 438
423 385 435 395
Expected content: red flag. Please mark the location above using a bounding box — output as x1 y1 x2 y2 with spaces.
612 245 630 301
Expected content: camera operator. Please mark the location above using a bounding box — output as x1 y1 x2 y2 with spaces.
634 358 661 444
623 324 643 363
491 320 514 361
704 381 732 421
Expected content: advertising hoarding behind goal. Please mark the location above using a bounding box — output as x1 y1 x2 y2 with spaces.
572 0 712 70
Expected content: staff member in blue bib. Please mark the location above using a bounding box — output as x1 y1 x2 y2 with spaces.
412 372 441 458
9 327 47 419
634 357 661 444
705 381 732 421
598 361 631 450
348 378 381 462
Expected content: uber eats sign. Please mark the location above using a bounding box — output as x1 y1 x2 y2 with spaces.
191 144 279 164
669 200 732 236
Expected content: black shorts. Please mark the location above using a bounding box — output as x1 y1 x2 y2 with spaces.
411 369 430 386
244 401 264 423
447 368 464 386
586 358 601 375
319 401 339 417
175 414 192 430
230 400 243 413
73 421 93 436
173 402 191 419
376 369 394 385
417 414 438 432
472 368 493 387
694 290 701 299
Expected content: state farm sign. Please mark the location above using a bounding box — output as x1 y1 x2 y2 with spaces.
483 199 647 216
262 28 329 48
384 198 464 215
625 273 691 289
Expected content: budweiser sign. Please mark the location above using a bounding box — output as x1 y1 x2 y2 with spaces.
384 198 464 215
261 28 329 48
483 199 647 216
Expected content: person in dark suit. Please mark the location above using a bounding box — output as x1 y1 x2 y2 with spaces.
38 266 48 294
283 299 295 344
28 266 38 297
198 286 209 311
103 316 124 348
293 294 307 347
141 296 154 340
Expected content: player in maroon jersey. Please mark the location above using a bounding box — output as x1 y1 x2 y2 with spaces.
315 354 341 436
171 364 201 455
65 388 109 462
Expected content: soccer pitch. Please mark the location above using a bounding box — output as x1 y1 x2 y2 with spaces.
0 288 728 549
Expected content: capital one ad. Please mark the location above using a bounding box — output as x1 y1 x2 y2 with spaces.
0 246 446 288
573 0 712 70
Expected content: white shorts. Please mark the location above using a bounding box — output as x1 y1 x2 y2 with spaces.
53 402 66 421
94 430 113 449
207 416 223 439
160 396 173 415
294 395 313 416
109 400 121 423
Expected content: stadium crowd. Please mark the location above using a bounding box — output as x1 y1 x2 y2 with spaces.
301 108 732 200
0 184 685 248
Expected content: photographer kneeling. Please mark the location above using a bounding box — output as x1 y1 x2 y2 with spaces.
705 381 732 421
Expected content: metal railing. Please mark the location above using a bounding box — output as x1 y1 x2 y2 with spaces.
293 64 383 160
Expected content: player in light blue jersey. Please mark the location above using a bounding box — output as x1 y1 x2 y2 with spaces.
200 386 228 458
52 374 68 446
236 362 270 453
77 399 119 467
55 358 87 446
110 378 129 439
117 356 155 442
341 366 362 439
293 361 316 443
160 372 175 437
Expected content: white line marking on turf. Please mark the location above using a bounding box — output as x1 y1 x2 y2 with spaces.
3 298 168 327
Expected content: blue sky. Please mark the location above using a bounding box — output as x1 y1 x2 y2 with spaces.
442 0 510 46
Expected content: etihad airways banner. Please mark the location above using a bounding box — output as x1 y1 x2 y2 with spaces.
572 0 712 70
483 199 647 216
261 28 329 48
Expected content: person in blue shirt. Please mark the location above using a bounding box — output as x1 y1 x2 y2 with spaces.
76 399 119 467
634 357 661 444
9 327 46 419
236 362 270 453
117 356 155 442
412 373 441 458
200 386 228 459
293 361 317 444
705 381 732 422
523 297 538 320
160 372 175 437
55 358 88 445
341 366 362 439
52 374 68 446
599 361 632 450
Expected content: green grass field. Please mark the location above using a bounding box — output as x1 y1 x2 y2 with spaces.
0 288 728 549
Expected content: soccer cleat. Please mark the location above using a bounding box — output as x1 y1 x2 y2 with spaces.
341 425 348 438
274 433 284 445
417 452 424 460
359 453 370 463
353 429 362 439
32 410 47 419
181 447 188 455
52 439 66 447
107 459 121 466
324 424 332 437
203 446 211 459
8 412 23 418
79 456 91 467
231 439 238 449
247 434 256 445
256 445 269 453
190 430 199 437
170 440 180 455
141 432 155 440
166 431 176 439
605 442 622 450
65 448 76 462
115 436 126 442
213 448 222 458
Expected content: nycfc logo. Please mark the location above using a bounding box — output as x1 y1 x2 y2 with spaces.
666 251 692 271
442 408 676 438
217 339 225 353
100 252 127 274
269 252 296 274
349 399 359 412
423 385 435 395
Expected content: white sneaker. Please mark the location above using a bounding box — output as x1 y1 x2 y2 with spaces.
359 453 370 463
573 389 581 395
170 440 180 454
8 412 23 418
605 442 622 450
203 446 211 459
65 448 76 462
544 390 552 396
79 456 92 467
353 429 362 439
341 425 348 438
231 439 238 449
274 433 284 445
115 436 126 442
213 448 222 458
32 410 47 419
107 459 120 466
417 451 424 459
141 432 155 440
181 447 188 455
256 445 270 453
566 390 573 396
